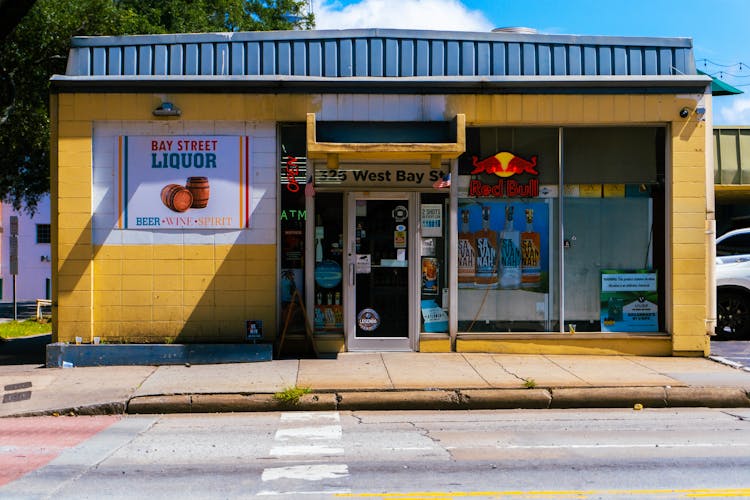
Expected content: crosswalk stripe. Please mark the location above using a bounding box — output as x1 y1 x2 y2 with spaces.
274 425 343 441
259 411 349 497
270 444 345 456
262 464 349 481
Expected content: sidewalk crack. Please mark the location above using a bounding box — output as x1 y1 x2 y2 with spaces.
380 353 395 390
461 354 494 387
133 365 160 392
488 355 526 385
543 355 589 385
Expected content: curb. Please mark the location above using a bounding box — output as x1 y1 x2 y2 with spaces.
665 387 750 407
1 402 126 418
4 387 749 417
123 387 750 414
336 390 461 410
461 389 551 409
127 393 338 414
549 387 669 409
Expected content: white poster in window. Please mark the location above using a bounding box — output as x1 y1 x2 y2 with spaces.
356 254 371 274
421 204 443 237
116 136 250 229
421 238 436 256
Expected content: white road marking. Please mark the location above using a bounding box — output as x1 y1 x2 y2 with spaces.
261 464 349 481
259 412 349 497
269 444 344 456
257 489 351 496
274 425 342 441
280 412 340 422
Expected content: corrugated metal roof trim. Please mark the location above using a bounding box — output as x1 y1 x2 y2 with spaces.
64 29 696 79
69 29 694 48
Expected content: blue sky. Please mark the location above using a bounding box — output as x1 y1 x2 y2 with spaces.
314 0 750 124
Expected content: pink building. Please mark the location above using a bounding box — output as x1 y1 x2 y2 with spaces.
1 194 52 302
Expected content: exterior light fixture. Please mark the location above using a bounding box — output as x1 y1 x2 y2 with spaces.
679 106 706 121
153 102 181 117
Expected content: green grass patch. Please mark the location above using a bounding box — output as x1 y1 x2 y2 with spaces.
0 319 52 339
273 386 311 405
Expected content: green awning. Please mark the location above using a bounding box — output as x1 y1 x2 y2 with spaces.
698 69 743 96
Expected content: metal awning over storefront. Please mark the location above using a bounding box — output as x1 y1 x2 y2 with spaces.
306 113 465 167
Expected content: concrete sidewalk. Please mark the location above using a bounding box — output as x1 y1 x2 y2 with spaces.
1 353 750 417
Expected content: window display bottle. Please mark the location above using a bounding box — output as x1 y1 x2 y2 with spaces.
499 205 521 289
474 206 499 287
315 213 324 263
520 208 541 288
315 237 323 262
458 209 476 284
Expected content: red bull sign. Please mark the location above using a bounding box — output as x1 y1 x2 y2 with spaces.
470 152 538 177
468 151 539 199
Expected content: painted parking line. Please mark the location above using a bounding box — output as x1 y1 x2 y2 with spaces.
0 415 121 487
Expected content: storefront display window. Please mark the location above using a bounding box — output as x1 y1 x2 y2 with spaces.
458 126 665 334
562 127 665 333
279 124 308 335
420 193 449 334
458 128 559 332
313 193 344 334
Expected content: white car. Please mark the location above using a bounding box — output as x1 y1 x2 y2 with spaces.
716 229 750 339
716 228 750 264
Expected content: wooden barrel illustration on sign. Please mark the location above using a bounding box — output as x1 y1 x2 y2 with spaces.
186 176 210 208
161 184 193 212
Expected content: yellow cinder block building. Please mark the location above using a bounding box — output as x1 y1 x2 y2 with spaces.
50 28 718 357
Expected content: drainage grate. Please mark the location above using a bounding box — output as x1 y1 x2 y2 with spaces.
4 382 32 391
3 391 31 403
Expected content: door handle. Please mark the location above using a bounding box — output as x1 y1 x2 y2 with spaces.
349 263 356 286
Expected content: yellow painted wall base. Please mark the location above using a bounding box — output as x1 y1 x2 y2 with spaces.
456 336 673 356
672 350 708 357
315 336 345 354
419 336 452 353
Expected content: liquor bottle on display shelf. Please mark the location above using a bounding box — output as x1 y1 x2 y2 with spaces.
474 206 499 287
458 209 477 284
520 208 541 287
499 205 521 289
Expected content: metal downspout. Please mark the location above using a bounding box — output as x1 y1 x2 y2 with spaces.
705 92 717 336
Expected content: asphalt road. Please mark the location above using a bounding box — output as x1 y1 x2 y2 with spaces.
0 302 43 322
0 302 49 365
1 409 749 499
711 339 750 370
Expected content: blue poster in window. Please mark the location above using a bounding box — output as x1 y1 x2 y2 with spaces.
600 270 658 332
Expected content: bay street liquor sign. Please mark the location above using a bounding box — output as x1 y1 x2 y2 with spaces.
117 136 251 229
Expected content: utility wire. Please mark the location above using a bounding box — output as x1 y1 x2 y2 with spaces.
697 58 750 71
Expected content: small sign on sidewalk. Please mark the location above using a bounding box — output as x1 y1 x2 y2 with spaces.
246 320 263 341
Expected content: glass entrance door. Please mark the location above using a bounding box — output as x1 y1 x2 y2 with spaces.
345 193 416 351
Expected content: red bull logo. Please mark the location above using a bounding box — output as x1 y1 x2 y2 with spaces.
470 152 538 178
